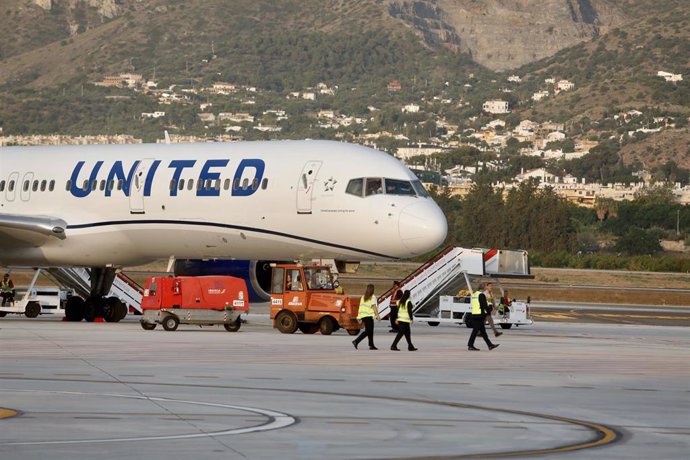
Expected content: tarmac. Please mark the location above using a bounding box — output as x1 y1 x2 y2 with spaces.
0 313 688 460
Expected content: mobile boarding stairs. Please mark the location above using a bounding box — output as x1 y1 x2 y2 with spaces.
376 246 533 326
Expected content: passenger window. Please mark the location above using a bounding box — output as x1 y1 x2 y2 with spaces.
252 178 259 190
32 180 39 192
365 178 383 196
108 180 114 191
117 180 123 191
40 180 47 191
99 180 106 191
65 180 71 191
23 181 29 192
261 178 268 190
0 181 4 192
169 179 176 191
346 178 363 197
49 180 55 192
91 180 97 191
233 178 239 191
178 179 185 191
187 179 194 191
385 178 416 196
8 180 15 192
224 178 231 190
242 178 249 190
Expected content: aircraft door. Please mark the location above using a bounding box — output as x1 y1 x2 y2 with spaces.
129 159 155 214
20 172 34 202
5 172 19 202
296 161 322 214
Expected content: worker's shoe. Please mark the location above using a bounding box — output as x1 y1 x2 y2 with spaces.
495 331 503 337
369 346 378 350
489 344 500 351
408 347 418 351
468 346 480 351
352 340 358 350
390 346 400 351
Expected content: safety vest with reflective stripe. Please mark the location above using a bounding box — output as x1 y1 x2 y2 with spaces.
1 280 11 293
397 299 412 323
357 296 377 319
471 291 482 315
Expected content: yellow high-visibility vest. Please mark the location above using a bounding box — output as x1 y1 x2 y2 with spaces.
397 299 412 323
471 291 482 315
357 296 377 319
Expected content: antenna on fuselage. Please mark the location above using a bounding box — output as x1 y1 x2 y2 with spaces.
164 130 171 144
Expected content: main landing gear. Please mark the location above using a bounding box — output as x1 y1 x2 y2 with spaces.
64 267 128 322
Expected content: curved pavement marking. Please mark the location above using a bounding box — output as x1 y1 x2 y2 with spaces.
1 381 620 457
1 389 296 446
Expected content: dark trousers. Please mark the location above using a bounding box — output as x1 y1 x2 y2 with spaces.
468 315 494 348
354 317 375 348
392 322 413 349
389 305 399 331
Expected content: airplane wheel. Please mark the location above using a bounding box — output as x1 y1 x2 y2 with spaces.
224 318 242 332
499 323 512 329
25 301 41 318
140 321 156 330
83 301 98 322
116 302 128 321
298 323 319 334
65 296 85 322
105 297 126 322
428 321 440 327
162 315 179 331
0 311 7 318
347 329 359 336
319 316 337 335
275 310 298 334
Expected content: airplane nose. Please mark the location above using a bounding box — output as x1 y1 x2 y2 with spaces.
399 200 448 255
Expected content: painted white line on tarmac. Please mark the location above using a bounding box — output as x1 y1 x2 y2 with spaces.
0 389 296 446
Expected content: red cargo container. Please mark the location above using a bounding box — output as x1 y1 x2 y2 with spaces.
140 276 248 332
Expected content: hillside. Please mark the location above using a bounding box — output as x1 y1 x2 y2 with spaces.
0 0 650 90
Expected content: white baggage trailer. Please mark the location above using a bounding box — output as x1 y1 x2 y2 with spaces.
0 270 70 318
417 295 533 328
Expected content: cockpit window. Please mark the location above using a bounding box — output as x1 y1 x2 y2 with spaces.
385 179 416 196
412 180 429 197
346 178 363 197
365 178 383 196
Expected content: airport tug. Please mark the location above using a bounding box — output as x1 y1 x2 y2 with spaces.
269 263 362 335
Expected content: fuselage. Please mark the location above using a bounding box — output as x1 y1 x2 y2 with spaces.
0 140 447 266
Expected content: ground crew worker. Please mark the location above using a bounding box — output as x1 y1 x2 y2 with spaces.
352 284 380 350
389 281 401 333
468 282 499 351
391 290 418 351
484 282 502 337
1 273 15 306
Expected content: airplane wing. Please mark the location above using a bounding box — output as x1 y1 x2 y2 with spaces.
0 213 67 250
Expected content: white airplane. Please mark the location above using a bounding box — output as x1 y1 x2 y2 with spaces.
0 140 447 320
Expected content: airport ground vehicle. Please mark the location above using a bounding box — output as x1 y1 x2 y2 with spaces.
421 295 533 329
0 269 72 318
269 263 362 335
140 276 249 331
